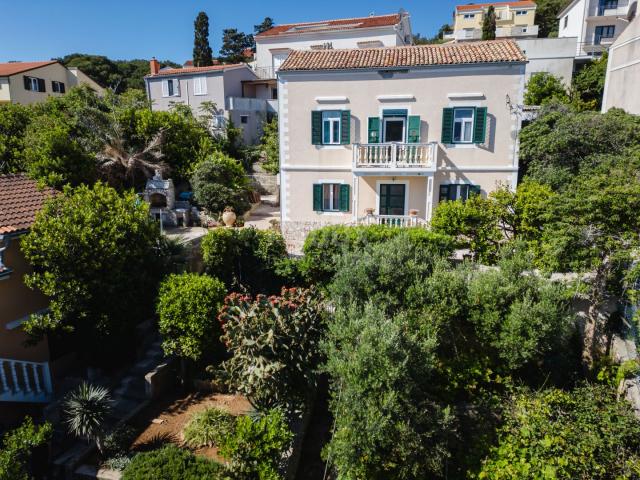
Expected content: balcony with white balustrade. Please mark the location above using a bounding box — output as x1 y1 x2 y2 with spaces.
0 358 53 403
353 143 437 173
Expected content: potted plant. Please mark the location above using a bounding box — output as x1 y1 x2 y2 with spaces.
364 207 375 216
222 207 237 227
409 209 419 217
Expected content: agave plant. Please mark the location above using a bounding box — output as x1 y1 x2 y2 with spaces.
64 382 112 454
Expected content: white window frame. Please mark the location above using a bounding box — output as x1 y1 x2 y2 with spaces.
193 76 207 96
453 108 475 144
162 78 180 98
26 76 41 92
382 116 407 143
52 80 65 93
463 13 475 19
240 114 249 124
322 183 341 212
515 10 528 15
322 111 341 145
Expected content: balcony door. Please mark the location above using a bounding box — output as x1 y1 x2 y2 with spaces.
383 117 406 143
379 183 406 216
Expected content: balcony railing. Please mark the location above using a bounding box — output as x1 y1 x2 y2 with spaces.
496 24 539 37
0 359 53 403
353 143 436 169
358 214 428 228
251 66 277 80
588 2 630 17
444 29 482 41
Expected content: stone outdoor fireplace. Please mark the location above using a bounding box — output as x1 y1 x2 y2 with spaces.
142 170 194 228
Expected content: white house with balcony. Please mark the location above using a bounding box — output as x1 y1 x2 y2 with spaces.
144 59 271 144
250 11 413 108
558 0 638 59
276 40 527 250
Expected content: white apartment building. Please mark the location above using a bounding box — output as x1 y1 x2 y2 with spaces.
558 0 638 58
276 40 527 250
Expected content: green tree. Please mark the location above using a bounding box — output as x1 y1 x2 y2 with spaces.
0 417 52 480
524 72 569 105
219 288 325 411
572 53 608 111
535 0 572 38
219 28 253 63
21 182 163 364
219 409 293 480
193 12 214 67
0 103 32 174
254 17 275 35
59 53 121 89
191 151 251 216
482 6 497 40
519 104 640 188
477 384 640 479
157 273 226 364
323 303 454 479
259 117 279 174
64 383 112 455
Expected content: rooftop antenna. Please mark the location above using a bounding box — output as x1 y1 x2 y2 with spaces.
369 11 375 16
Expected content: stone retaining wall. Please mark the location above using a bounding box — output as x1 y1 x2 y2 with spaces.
281 221 339 255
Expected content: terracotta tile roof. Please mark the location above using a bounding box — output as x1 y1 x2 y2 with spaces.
456 1 536 11
0 61 58 77
0 174 56 235
146 64 247 77
256 13 402 38
279 39 526 72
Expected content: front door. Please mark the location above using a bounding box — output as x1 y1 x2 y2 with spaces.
379 184 406 215
383 117 406 143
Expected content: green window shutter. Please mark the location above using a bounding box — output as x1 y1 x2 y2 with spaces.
473 107 487 144
408 115 421 143
469 185 481 197
340 110 351 145
23 76 30 90
313 184 323 211
368 117 380 144
441 108 454 144
38 78 45 92
439 185 450 203
339 184 350 212
460 185 470 201
311 111 322 145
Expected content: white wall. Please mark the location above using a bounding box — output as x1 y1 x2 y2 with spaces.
559 0 586 43
603 13 640 113
255 27 403 70
517 37 577 85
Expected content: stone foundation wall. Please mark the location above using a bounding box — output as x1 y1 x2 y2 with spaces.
281 220 340 255
248 172 279 196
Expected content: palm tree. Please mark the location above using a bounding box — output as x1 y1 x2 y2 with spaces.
64 382 112 455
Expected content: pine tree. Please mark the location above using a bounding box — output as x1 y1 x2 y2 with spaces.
219 29 253 64
482 6 497 40
254 17 275 35
193 12 213 67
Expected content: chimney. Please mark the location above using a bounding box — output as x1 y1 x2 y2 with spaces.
149 57 160 75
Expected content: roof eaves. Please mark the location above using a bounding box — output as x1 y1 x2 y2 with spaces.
3 61 59 77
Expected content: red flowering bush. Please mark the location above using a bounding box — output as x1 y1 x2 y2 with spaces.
218 287 325 411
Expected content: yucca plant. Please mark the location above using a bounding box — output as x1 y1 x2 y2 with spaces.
64 382 112 454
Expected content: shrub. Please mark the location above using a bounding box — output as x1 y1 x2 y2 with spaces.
300 225 454 285
64 383 112 455
191 151 251 216
219 287 325 411
157 273 226 363
0 417 52 480
328 232 447 314
524 72 569 106
219 409 293 480
477 384 640 479
202 227 294 294
183 407 235 448
122 445 223 480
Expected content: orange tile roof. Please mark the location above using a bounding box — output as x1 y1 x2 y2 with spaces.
0 174 56 235
256 13 402 38
146 63 247 77
0 61 58 77
457 1 536 11
279 39 526 72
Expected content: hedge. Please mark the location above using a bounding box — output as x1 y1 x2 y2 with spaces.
300 225 455 285
122 445 223 480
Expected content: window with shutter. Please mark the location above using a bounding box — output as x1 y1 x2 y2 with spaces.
473 107 487 144
439 185 450 203
340 110 351 145
37 78 45 92
368 117 380 144
441 108 454 144
440 184 481 202
339 184 350 212
23 76 31 91
313 184 323 211
311 111 323 145
162 80 169 97
408 116 421 143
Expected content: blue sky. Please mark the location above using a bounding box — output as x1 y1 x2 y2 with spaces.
0 0 459 63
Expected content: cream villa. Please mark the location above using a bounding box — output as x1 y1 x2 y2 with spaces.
447 1 539 41
277 40 527 248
